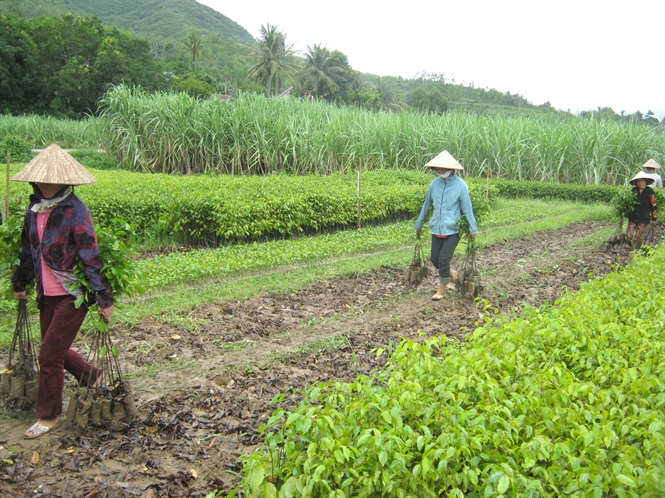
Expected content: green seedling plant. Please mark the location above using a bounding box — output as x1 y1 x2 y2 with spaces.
237 244 665 497
72 218 144 332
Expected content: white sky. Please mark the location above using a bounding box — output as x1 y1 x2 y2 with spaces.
198 0 665 119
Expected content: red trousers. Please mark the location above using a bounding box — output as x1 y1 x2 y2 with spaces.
36 295 101 420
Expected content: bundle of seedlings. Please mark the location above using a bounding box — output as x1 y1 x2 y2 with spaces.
62 219 142 428
455 240 482 297
0 299 39 404
404 237 429 286
66 327 138 428
608 186 637 246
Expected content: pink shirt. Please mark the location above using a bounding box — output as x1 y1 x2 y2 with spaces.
37 210 68 296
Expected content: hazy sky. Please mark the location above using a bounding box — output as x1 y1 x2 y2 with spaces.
198 0 665 119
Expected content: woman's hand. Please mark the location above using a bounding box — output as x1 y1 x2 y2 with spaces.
468 234 477 240
98 305 114 323
14 291 28 301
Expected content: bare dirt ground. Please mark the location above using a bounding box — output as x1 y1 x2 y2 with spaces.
0 221 648 497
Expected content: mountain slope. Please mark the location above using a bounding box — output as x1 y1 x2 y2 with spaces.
0 0 256 45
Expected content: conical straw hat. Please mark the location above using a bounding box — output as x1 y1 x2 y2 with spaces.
424 150 464 170
643 158 661 170
629 171 655 185
12 143 96 185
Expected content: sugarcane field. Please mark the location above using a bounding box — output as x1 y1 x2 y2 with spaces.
1 92 665 498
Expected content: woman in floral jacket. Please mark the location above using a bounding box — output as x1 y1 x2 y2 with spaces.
11 144 113 439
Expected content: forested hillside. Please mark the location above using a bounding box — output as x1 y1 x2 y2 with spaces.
0 0 255 44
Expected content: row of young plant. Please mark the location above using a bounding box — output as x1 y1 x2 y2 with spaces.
3 162 648 250
134 200 612 291
2 167 488 245
238 244 665 497
491 179 619 204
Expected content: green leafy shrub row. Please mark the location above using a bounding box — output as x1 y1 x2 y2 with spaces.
6 163 633 252
3 169 496 246
84 169 433 244
489 178 618 203
0 135 32 163
239 246 665 497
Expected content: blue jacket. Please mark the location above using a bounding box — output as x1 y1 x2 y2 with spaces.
414 175 478 236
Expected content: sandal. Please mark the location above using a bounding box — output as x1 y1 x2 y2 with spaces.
23 420 59 439
431 292 445 301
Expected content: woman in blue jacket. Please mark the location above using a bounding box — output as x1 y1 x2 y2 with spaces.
415 151 478 300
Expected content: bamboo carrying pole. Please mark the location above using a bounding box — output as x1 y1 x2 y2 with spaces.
3 152 9 224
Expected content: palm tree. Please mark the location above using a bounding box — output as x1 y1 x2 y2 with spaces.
300 44 346 98
244 24 296 97
348 72 369 93
187 32 202 70
375 77 403 111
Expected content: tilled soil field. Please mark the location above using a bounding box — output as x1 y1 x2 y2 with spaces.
0 221 647 497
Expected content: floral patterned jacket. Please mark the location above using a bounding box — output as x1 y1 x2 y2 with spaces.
11 192 113 309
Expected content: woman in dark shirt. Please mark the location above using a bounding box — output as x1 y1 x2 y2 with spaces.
626 171 657 248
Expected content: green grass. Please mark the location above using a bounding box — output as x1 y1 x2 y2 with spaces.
272 335 352 366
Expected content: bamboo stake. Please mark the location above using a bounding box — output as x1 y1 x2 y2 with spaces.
3 152 10 224
357 164 362 229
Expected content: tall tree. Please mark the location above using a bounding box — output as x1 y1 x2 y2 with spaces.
300 44 346 99
407 86 449 114
187 31 202 70
1 13 160 117
244 23 296 97
0 15 38 114
375 77 403 111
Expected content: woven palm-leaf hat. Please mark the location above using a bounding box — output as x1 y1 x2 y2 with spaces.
629 171 655 185
424 150 464 170
12 143 96 185
642 158 662 170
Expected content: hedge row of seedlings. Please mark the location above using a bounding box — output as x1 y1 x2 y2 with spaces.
0 161 640 251
5 165 630 249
